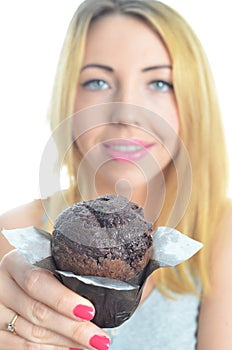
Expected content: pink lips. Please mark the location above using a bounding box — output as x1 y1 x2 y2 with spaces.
102 139 154 162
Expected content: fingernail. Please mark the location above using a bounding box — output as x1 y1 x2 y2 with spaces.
89 335 110 350
73 304 95 320
69 348 84 350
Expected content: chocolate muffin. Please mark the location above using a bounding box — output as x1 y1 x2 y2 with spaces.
51 194 153 281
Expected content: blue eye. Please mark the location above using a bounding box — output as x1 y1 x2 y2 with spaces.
81 79 109 91
149 80 173 92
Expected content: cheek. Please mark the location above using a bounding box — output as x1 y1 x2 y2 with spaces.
162 97 180 135
74 129 100 157
74 134 89 156
149 94 180 136
166 112 180 155
72 113 94 155
169 112 180 136
170 96 180 135
160 106 180 142
74 86 86 111
152 110 180 163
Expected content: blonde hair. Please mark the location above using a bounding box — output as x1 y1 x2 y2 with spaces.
45 0 229 295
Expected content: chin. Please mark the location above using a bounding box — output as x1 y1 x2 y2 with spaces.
96 161 156 191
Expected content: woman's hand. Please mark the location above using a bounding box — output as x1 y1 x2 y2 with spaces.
0 250 111 350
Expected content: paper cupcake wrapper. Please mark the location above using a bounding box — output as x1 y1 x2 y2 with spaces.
2 226 203 328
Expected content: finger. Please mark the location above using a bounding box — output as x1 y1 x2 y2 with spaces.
0 331 75 350
0 332 79 350
1 279 110 350
0 331 30 350
1 251 111 349
3 250 95 320
0 307 84 349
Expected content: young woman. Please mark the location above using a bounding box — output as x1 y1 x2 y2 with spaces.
0 1 231 349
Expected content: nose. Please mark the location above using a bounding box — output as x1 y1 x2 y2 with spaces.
109 84 143 126
109 103 142 126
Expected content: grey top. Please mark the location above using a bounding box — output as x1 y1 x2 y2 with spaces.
106 287 200 350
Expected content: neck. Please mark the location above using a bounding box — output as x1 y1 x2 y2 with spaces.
79 169 165 226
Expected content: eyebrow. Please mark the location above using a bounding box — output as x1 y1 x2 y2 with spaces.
142 65 172 72
80 63 172 73
80 64 113 72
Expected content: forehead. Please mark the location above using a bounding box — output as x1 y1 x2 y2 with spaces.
83 14 171 65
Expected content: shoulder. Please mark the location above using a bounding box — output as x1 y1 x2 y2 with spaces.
207 198 232 289
211 198 232 265
0 199 45 230
197 198 232 349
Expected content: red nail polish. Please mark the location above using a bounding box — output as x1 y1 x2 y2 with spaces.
89 335 110 350
73 304 94 320
69 348 83 350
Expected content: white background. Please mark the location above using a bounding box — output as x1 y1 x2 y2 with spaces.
0 1 231 213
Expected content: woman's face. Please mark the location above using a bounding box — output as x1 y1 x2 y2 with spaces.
73 14 180 192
